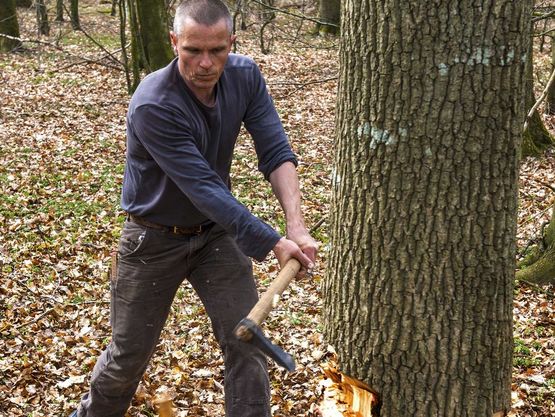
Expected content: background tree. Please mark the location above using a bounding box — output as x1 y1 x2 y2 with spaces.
517 204 555 284
323 1 530 416
133 0 173 70
36 0 50 36
548 39 555 114
0 0 21 52
316 0 339 35
123 0 173 91
71 0 80 29
522 38 554 157
56 0 64 21
16 0 32 7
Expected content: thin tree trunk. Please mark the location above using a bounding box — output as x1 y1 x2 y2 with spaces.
127 0 143 90
0 0 22 52
111 0 118 17
119 0 133 93
323 1 530 415
36 0 50 36
16 0 32 7
71 0 80 30
316 0 340 35
547 42 555 115
56 0 64 21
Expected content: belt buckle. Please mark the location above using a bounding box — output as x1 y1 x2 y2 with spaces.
172 225 202 235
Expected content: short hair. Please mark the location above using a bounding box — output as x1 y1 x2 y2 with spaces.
173 0 233 35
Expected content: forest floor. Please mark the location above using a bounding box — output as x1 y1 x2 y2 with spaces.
1 2 554 417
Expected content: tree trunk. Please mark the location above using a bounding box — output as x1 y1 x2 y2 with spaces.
55 0 64 21
36 0 50 36
16 0 32 7
522 40 554 157
133 0 173 72
0 0 21 52
127 0 144 91
547 42 555 115
316 0 340 35
323 1 530 416
70 0 80 30
111 0 118 17
516 205 555 284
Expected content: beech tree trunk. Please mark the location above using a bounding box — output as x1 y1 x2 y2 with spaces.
0 0 21 52
323 1 530 416
316 0 340 35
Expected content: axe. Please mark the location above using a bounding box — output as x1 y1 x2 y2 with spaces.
234 258 301 371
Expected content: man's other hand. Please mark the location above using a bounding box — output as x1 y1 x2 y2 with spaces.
272 232 318 278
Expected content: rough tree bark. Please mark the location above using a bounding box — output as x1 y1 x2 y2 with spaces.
517 205 555 284
36 0 50 36
522 40 554 157
316 0 340 35
323 1 530 416
0 0 21 52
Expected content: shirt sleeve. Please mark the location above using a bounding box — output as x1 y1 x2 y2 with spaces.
129 104 281 261
243 62 298 180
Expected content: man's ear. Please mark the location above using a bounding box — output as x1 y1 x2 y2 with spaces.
170 31 178 50
230 34 237 47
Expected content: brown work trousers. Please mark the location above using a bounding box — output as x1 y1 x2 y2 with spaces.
76 220 270 417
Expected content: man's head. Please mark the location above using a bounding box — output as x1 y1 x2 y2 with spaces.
173 0 233 36
170 0 236 103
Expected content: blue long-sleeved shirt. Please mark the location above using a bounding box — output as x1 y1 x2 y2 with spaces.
121 55 297 261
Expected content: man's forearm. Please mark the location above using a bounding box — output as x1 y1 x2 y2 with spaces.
268 161 306 234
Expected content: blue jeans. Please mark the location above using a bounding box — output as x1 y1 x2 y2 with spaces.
76 221 270 417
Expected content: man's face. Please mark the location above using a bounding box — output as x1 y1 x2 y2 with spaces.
170 17 235 100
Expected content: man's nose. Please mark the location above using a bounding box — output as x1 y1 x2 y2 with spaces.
199 52 213 69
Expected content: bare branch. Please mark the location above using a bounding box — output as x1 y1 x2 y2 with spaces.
249 0 339 28
532 9 555 23
523 67 555 131
0 33 123 71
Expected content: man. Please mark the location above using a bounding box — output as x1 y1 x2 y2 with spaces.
70 0 317 416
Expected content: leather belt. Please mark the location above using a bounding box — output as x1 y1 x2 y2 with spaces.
127 214 208 235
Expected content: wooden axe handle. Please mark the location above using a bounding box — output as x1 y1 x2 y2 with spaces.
246 258 301 326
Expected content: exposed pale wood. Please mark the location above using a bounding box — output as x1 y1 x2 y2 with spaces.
320 364 378 417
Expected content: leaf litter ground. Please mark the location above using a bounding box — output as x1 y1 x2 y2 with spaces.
0 4 553 417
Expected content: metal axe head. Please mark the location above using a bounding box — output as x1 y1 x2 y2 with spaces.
234 318 296 372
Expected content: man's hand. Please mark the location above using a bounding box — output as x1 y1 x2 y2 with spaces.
272 237 314 272
286 227 318 265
